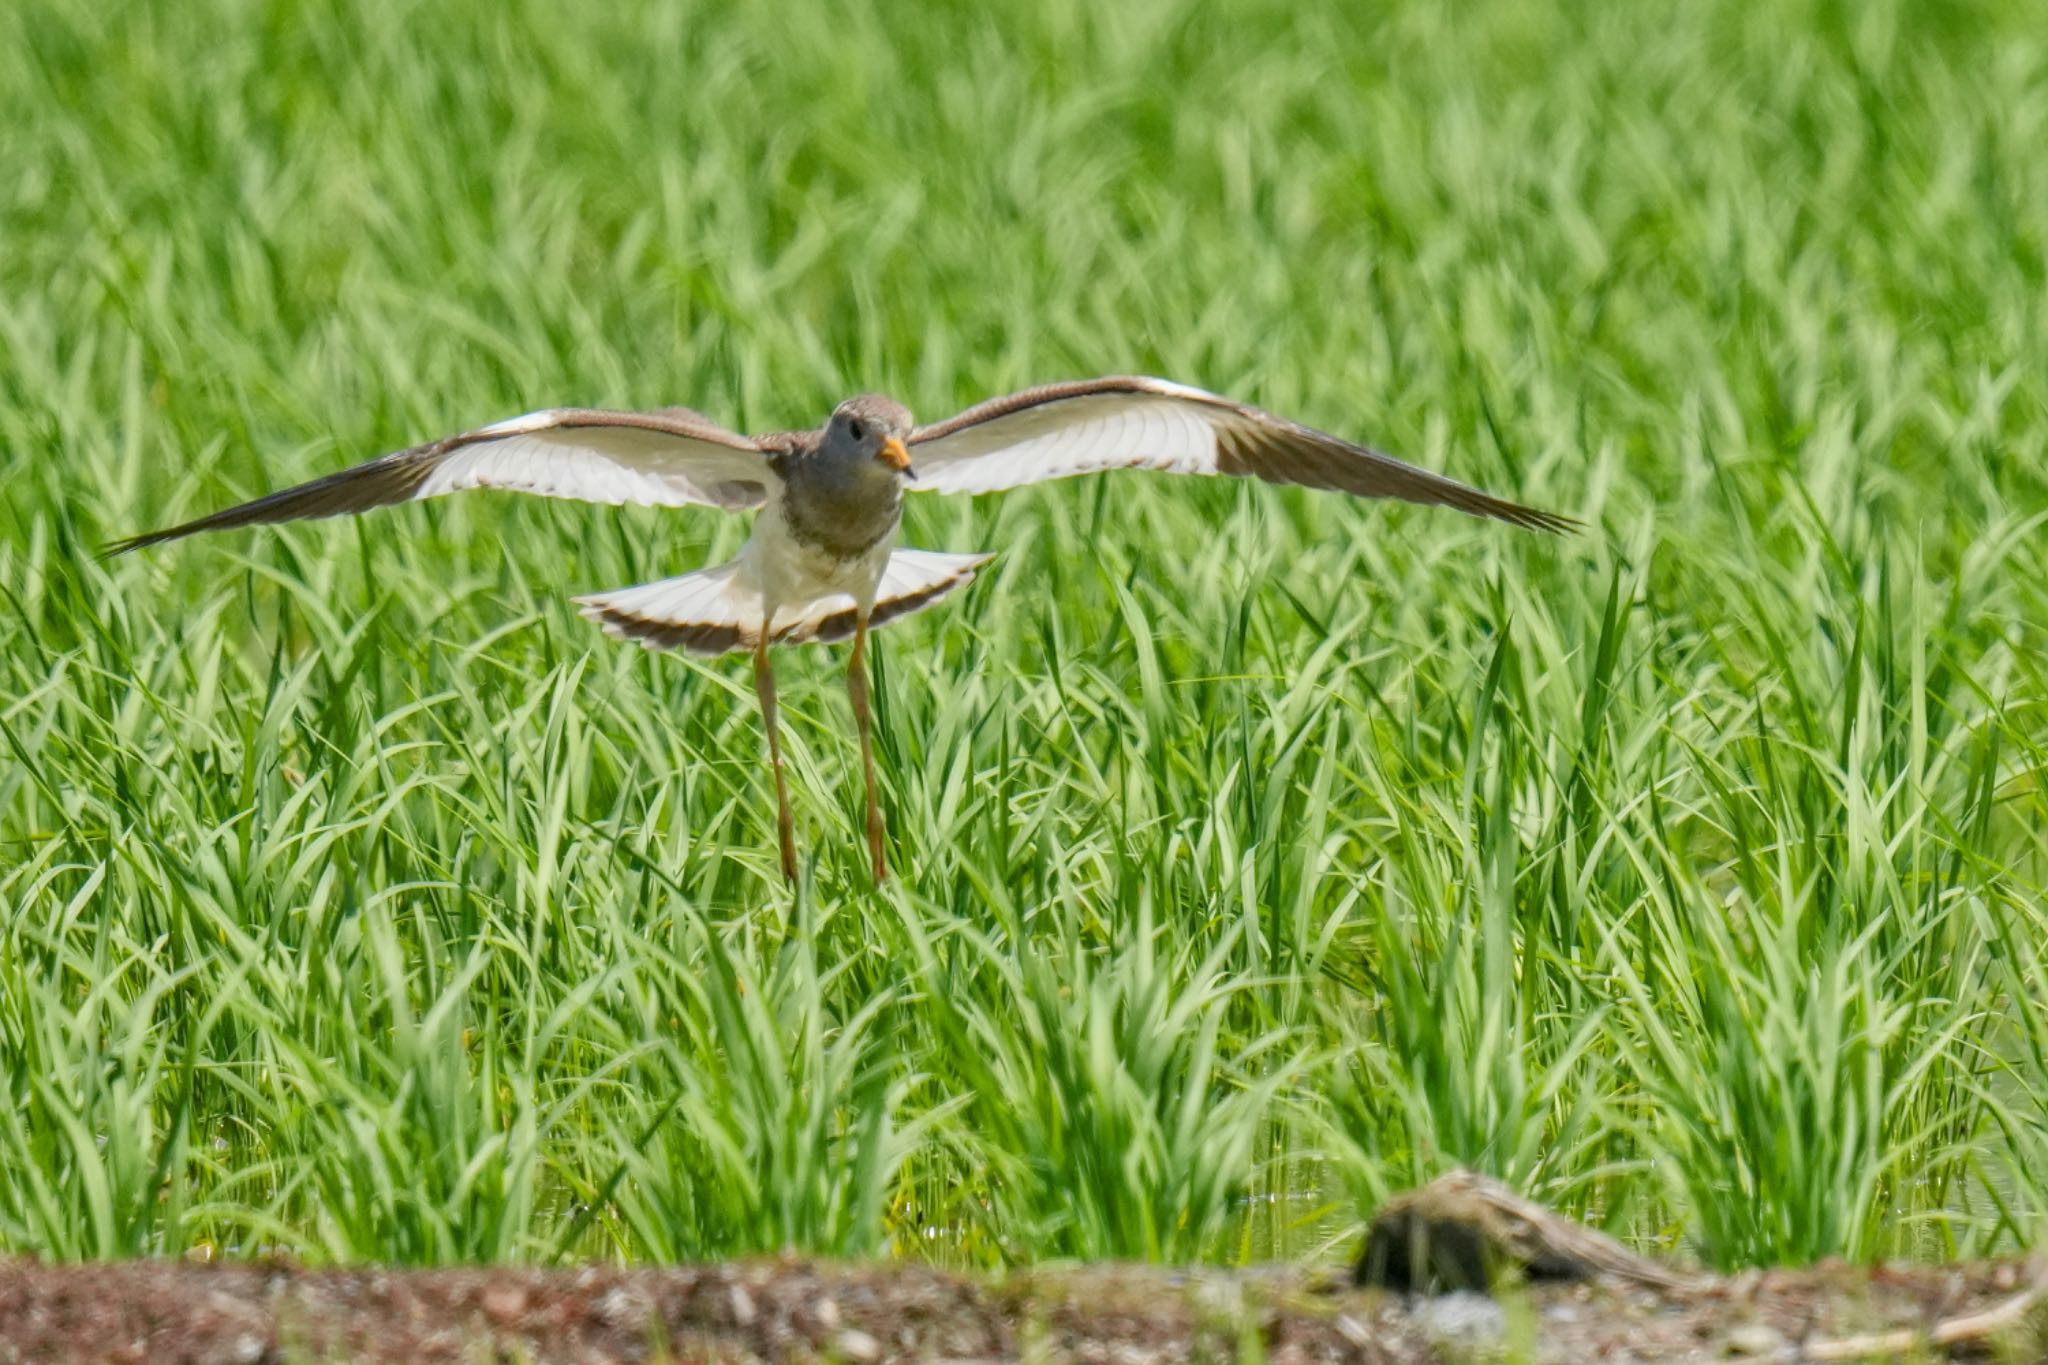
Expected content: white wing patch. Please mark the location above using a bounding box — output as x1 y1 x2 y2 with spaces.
575 561 758 648
911 395 1225 495
473 410 565 437
416 420 766 509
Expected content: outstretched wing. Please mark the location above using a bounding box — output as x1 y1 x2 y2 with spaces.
907 376 1574 533
107 406 775 554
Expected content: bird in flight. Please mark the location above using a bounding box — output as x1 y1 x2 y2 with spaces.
111 376 1574 883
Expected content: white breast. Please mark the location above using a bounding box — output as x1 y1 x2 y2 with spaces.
741 496 896 633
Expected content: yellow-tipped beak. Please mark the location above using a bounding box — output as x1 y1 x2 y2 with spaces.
880 436 916 479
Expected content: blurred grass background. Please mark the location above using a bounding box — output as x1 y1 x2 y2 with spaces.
2 0 2046 1267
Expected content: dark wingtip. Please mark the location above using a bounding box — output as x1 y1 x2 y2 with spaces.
1522 506 1583 535
1481 496 1581 535
99 526 181 559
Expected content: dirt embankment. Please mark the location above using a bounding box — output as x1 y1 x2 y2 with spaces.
0 1252 2040 1363
3 1177 2040 1362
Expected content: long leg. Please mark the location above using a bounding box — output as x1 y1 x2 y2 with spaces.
753 636 798 884
848 612 888 881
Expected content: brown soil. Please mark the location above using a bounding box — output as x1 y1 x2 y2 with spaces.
0 1253 2040 1363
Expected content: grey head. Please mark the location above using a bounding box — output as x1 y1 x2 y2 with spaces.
821 394 917 478
777 394 918 558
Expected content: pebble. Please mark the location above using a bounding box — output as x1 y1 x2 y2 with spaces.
836 1328 882 1361
594 1286 647 1328
1724 1321 1784 1355
1411 1291 1506 1345
481 1284 528 1322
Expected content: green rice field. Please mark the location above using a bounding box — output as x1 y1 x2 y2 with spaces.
2 0 2046 1271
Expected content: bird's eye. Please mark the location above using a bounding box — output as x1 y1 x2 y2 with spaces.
847 419 865 441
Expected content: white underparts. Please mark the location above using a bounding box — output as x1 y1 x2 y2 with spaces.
573 549 995 656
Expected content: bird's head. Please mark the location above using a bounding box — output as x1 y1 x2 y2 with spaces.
826 395 917 481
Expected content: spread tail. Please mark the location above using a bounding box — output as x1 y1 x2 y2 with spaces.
575 549 994 656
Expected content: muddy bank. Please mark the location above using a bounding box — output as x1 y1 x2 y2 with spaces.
0 1251 2039 1362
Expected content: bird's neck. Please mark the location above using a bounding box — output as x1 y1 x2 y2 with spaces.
780 455 902 559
